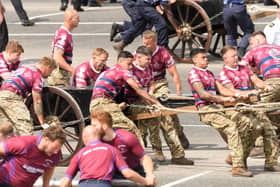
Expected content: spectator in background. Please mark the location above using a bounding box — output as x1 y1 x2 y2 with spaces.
10 0 34 26
0 0 8 51
223 0 254 58
112 0 176 52
263 0 280 46
60 0 84 11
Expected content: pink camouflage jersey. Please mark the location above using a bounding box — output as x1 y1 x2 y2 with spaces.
52 26 73 65
0 135 61 187
150 46 175 81
66 140 128 181
242 43 280 80
105 129 146 169
218 65 254 90
1 65 43 98
92 64 133 101
0 52 20 84
73 60 109 88
124 63 153 103
188 67 216 108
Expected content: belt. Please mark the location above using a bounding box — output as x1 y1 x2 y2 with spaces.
0 87 22 98
223 3 244 8
92 93 112 100
264 74 280 80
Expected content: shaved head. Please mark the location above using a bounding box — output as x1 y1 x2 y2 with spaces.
63 9 80 30
82 125 100 144
64 9 78 21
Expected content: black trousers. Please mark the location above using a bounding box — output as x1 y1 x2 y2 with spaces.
0 18 8 52
10 0 29 21
61 0 81 9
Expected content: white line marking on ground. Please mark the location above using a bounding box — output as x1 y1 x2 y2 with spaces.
29 6 122 20
7 21 122 25
160 170 213 187
9 33 109 36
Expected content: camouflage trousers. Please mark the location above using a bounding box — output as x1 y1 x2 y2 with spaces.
89 97 143 145
199 104 254 168
260 78 280 124
251 111 279 167
257 78 280 150
152 78 185 141
128 99 185 158
47 68 71 86
0 91 33 135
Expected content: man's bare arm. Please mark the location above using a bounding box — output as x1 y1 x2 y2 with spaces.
60 177 72 187
250 74 266 89
0 72 10 80
53 48 74 75
42 167 55 187
192 82 228 103
0 142 5 157
32 91 44 125
168 65 182 95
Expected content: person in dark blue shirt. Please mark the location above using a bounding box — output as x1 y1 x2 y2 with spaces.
112 0 175 52
223 0 254 58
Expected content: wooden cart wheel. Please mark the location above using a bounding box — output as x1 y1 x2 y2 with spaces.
165 0 212 63
25 86 85 166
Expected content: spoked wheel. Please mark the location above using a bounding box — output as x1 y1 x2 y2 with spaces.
208 25 226 57
165 0 212 63
25 86 85 166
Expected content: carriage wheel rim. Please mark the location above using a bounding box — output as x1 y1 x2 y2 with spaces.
165 0 212 63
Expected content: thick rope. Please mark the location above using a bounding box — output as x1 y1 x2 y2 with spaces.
127 102 280 114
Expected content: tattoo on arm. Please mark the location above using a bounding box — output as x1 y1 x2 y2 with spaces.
192 82 222 103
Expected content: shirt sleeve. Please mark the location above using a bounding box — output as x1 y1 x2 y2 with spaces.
242 49 256 67
122 69 133 80
163 49 175 69
188 69 201 84
73 66 88 88
126 132 146 159
4 136 27 156
54 33 68 51
65 152 80 179
0 60 9 74
113 147 129 172
218 70 232 86
32 71 43 92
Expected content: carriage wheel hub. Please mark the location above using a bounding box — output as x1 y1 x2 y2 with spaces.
179 24 192 40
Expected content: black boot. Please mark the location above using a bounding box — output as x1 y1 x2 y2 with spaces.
21 19 35 26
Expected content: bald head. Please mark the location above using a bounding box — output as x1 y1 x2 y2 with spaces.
82 125 100 145
63 9 79 30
